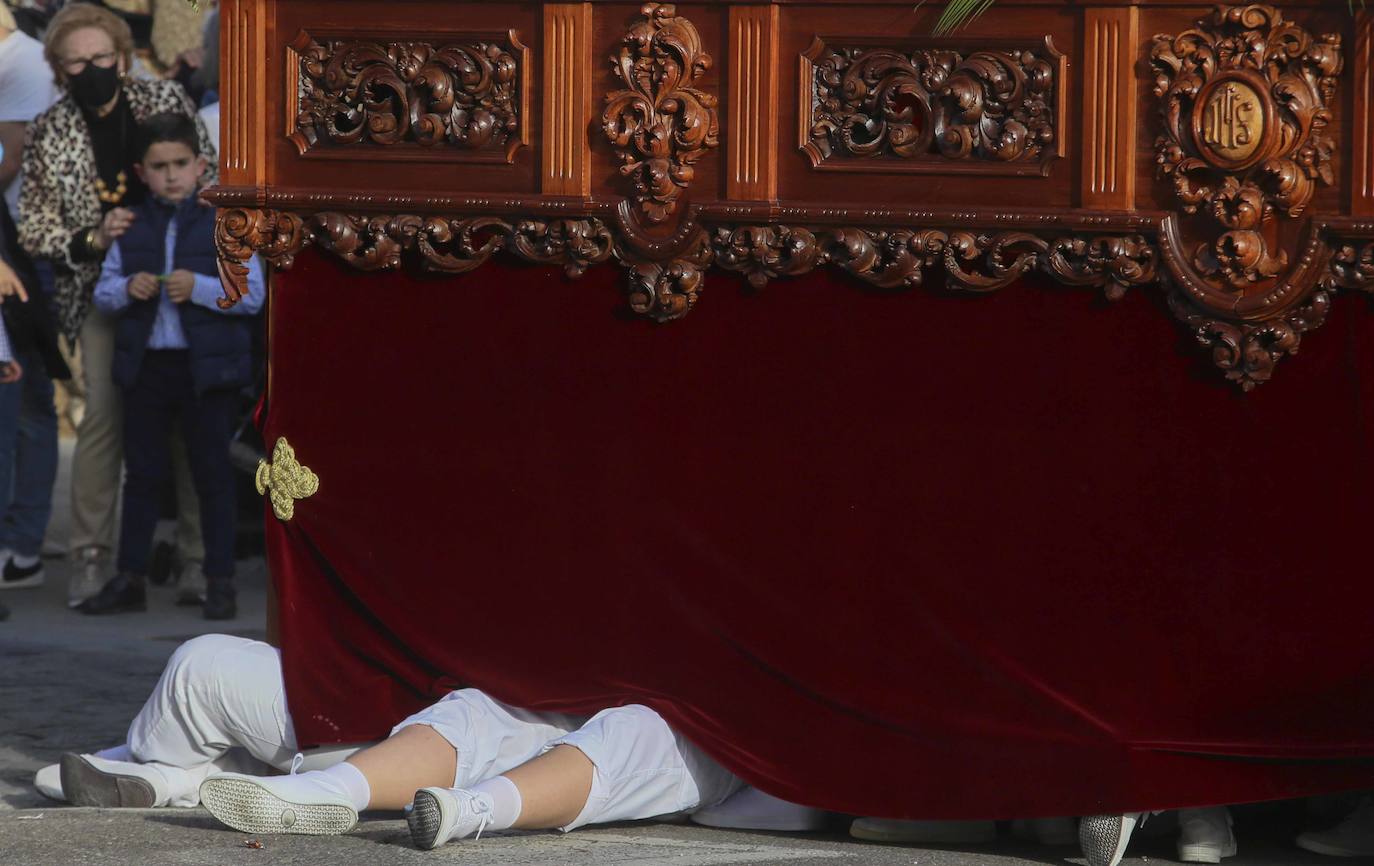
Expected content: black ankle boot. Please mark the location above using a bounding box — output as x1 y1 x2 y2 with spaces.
77 573 147 615
203 579 237 620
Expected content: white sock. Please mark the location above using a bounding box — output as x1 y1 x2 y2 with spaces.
470 776 522 831
11 553 39 568
319 762 371 811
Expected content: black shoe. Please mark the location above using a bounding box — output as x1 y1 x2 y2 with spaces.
1 554 45 589
203 579 237 620
76 573 147 615
147 540 175 586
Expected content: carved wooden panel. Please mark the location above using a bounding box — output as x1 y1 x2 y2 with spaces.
213 0 1370 393
286 29 530 163
1081 6 1138 209
603 3 719 224
799 35 1066 176
542 3 593 195
727 6 779 201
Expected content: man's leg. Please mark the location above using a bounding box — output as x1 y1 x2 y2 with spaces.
68 310 123 606
198 689 583 833
59 634 366 807
407 704 745 849
1 350 59 570
179 386 235 618
0 369 21 575
169 421 205 596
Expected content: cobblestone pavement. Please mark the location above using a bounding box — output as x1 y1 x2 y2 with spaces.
0 442 1366 865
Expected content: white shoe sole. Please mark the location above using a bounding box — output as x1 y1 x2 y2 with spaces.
59 753 155 808
199 776 357 835
0 572 44 589
1080 814 1139 866
1296 835 1374 858
849 821 997 844
407 788 452 850
1179 840 1238 863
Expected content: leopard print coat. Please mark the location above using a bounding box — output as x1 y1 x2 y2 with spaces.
18 78 218 344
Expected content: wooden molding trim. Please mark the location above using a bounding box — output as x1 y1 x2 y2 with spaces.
1081 6 1137 209
727 6 779 200
542 3 593 195
216 203 1371 391
1354 11 1374 216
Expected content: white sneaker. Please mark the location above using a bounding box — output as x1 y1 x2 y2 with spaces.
849 817 997 844
691 787 828 831
1010 816 1078 846
0 550 43 589
1297 796 1374 857
406 786 497 850
175 561 206 606
1080 813 1144 866
34 763 64 802
199 770 358 835
67 548 107 608
59 753 167 807
1178 807 1236 862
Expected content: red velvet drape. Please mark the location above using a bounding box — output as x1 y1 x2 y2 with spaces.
265 247 1374 818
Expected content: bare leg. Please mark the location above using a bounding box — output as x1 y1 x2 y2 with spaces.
347 725 456 809
504 744 594 829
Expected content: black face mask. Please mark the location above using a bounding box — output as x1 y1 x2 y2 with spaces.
69 63 121 111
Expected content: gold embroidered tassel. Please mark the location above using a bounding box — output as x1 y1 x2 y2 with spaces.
256 437 319 521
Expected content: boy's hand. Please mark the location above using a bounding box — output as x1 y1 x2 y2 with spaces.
127 272 160 301
164 270 195 303
0 359 22 384
94 208 136 251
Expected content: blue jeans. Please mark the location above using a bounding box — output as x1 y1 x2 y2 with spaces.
0 348 59 558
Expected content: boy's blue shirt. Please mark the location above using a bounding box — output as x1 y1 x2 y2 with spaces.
93 196 265 343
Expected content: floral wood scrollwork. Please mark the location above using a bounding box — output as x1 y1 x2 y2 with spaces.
218 207 1371 388
802 37 1063 175
603 4 720 225
291 32 526 161
1150 4 1344 388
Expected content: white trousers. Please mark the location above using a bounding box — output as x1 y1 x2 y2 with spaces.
126 634 363 806
394 692 744 829
131 635 744 823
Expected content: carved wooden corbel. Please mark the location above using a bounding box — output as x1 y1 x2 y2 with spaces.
602 4 719 226
1150 4 1344 389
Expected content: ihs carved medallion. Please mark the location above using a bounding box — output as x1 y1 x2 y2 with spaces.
1152 5 1341 288
602 4 720 225
1151 4 1344 389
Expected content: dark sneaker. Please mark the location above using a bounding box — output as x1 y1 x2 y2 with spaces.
203 579 237 620
1 555 44 589
76 573 147 615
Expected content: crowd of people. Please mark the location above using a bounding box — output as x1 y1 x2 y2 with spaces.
0 0 258 625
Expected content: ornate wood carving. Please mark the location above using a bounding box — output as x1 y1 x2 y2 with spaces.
1151 6 1342 289
1150 5 1345 389
1081 7 1139 209
602 4 719 224
288 30 528 163
217 202 1374 389
800 36 1065 176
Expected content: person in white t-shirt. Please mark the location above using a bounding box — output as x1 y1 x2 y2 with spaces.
0 5 59 216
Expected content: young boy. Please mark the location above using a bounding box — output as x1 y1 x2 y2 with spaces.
82 111 263 620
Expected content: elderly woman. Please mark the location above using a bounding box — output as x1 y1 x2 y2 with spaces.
19 2 215 612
